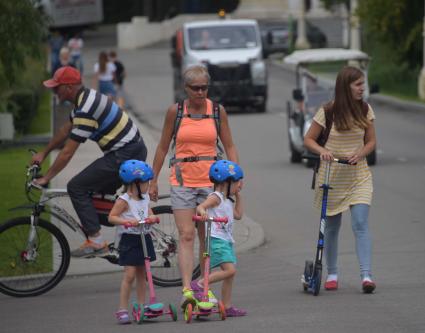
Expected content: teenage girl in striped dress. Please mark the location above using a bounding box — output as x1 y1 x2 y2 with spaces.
304 66 377 294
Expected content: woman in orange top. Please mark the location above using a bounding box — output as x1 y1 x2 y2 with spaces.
149 65 239 308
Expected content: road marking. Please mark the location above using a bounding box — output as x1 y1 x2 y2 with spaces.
397 157 407 162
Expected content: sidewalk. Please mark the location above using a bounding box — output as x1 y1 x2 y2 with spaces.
52 27 264 276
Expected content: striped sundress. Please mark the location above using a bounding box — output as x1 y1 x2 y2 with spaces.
313 106 375 216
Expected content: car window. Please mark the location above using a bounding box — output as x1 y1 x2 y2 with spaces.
188 25 258 50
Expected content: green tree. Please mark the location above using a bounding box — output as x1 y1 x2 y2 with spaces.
357 0 422 69
0 0 47 111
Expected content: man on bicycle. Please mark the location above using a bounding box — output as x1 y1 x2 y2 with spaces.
32 66 147 257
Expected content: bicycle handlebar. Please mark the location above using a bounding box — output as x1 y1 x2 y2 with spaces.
192 215 228 224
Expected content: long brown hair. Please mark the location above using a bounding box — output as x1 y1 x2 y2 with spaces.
325 66 370 131
98 51 108 73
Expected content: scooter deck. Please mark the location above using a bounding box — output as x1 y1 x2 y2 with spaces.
197 301 214 310
147 302 164 312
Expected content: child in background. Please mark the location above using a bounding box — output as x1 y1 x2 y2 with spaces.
108 160 157 324
193 160 247 317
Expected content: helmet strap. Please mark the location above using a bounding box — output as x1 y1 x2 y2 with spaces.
135 181 144 200
226 180 232 200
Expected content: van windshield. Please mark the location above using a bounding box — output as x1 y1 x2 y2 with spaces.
188 25 258 50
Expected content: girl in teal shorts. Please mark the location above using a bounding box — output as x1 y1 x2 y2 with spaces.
193 160 246 317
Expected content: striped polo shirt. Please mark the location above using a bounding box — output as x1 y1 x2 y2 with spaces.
69 88 139 153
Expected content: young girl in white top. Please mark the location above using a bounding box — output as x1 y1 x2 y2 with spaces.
194 160 246 317
109 160 156 324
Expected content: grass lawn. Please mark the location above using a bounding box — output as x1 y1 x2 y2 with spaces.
0 146 53 277
27 90 52 135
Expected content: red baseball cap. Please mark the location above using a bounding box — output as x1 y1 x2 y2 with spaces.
43 66 82 88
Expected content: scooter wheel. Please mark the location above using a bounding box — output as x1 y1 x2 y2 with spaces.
218 301 226 321
313 266 322 296
303 260 313 291
169 304 177 321
137 305 145 324
184 303 193 323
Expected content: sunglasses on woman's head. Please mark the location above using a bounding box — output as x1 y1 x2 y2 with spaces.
187 84 209 92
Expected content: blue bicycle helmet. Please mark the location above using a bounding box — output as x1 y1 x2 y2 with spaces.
209 160 244 183
119 160 154 184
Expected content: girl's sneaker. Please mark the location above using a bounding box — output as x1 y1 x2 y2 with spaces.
194 289 218 304
190 280 202 292
362 278 376 294
115 309 131 325
225 306 247 317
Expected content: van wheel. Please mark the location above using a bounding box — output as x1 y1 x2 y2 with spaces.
290 146 303 163
367 150 377 166
257 99 267 113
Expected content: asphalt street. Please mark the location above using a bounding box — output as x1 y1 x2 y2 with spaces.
0 26 424 333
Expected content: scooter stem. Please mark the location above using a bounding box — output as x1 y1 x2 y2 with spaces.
141 233 156 304
202 219 212 302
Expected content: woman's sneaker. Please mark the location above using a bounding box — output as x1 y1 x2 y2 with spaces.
362 278 376 294
225 306 247 317
324 280 338 291
115 309 131 325
180 288 196 309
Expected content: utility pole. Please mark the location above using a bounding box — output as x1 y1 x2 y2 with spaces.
419 0 425 100
349 0 361 50
295 0 310 50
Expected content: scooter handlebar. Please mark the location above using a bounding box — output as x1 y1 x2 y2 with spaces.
124 217 160 228
302 154 356 165
192 215 228 224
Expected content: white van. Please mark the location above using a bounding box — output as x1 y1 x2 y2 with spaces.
171 19 268 112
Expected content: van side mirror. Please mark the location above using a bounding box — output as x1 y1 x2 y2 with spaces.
370 83 380 94
292 88 304 102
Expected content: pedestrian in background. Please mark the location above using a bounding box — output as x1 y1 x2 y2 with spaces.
304 65 377 293
149 65 240 309
48 30 64 75
68 32 84 73
93 51 117 100
109 50 126 108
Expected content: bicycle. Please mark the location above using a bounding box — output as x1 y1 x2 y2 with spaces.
0 154 201 297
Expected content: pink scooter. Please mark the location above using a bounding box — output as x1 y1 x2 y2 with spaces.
126 217 178 324
184 215 228 323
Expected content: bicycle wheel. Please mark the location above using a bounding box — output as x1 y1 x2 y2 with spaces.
0 217 70 297
151 205 201 287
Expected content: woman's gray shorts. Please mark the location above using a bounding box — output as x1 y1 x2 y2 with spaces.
170 186 213 210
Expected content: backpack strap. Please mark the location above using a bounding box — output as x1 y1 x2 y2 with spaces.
170 101 184 152
213 102 224 159
169 100 223 186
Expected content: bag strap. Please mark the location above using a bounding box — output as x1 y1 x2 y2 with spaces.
311 101 369 189
171 101 184 152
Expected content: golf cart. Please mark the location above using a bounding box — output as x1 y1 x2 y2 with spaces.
284 48 378 166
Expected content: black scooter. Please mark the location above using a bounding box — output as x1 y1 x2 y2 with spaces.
301 157 352 296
